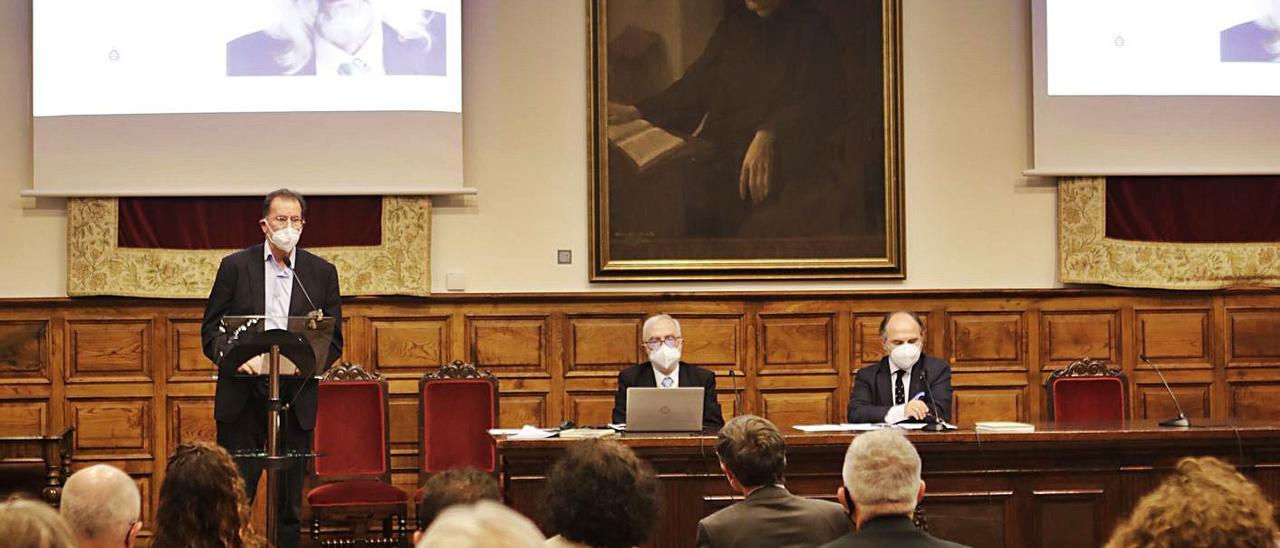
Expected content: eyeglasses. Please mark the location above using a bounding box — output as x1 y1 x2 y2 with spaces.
642 336 681 351
264 216 305 228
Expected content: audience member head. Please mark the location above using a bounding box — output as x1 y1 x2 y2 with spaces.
715 414 787 493
838 429 925 528
416 468 501 531
61 464 142 548
415 501 544 548
1105 456 1278 548
0 497 77 548
152 442 258 548
541 439 660 548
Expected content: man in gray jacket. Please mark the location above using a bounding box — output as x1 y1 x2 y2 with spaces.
697 415 849 548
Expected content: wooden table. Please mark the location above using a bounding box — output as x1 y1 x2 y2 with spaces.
497 421 1280 548
0 427 75 506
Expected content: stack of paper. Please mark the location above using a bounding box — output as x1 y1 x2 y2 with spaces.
974 421 1035 433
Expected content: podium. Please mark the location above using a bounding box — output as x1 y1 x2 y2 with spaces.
219 315 334 547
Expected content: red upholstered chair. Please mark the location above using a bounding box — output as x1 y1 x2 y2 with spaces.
307 363 409 546
1046 358 1128 422
416 361 499 503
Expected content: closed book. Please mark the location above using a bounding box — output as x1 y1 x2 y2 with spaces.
975 421 1035 433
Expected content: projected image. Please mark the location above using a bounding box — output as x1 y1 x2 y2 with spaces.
1220 0 1280 62
1047 0 1280 95
227 0 447 76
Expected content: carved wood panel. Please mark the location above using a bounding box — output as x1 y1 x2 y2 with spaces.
678 316 741 371
1226 309 1280 367
1031 489 1106 548
566 315 641 375
947 313 1025 372
953 388 1024 426
923 491 1014 548
0 320 48 381
166 397 216 456
66 320 150 382
498 394 547 429
1136 384 1210 420
565 393 615 427
1041 311 1119 370
67 398 152 457
759 391 833 428
758 315 834 374
168 319 214 382
466 316 549 377
0 400 49 436
370 317 450 375
1229 382 1280 420
1135 309 1211 368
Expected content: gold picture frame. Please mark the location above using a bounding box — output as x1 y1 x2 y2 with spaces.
588 0 904 281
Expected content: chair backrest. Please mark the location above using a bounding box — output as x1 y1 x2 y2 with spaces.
314 363 391 480
419 361 499 474
1046 358 1127 422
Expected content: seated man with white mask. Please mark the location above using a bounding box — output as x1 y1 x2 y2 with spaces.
612 313 725 431
847 311 953 424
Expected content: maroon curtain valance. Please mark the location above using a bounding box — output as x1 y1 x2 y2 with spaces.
1105 176 1280 243
118 196 382 249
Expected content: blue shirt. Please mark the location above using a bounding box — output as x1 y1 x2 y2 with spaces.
263 242 296 331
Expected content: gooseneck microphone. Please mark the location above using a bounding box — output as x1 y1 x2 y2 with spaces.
917 364 947 432
1140 354 1190 427
283 257 320 317
728 369 742 417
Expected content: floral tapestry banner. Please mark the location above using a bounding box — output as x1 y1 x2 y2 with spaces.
67 196 431 298
1059 178 1280 289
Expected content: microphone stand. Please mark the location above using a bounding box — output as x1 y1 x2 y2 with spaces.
918 364 948 432
1140 354 1190 427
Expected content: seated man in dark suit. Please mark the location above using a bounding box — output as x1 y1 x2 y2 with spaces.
821 430 970 548
697 415 848 548
611 313 725 431
227 0 446 76
847 312 952 424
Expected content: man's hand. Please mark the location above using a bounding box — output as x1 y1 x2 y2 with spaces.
236 354 263 375
904 400 931 420
607 102 642 124
739 129 776 205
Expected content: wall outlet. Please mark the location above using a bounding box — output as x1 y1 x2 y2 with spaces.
557 249 572 264
445 271 466 291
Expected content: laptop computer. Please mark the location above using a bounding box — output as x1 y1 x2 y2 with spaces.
625 387 704 432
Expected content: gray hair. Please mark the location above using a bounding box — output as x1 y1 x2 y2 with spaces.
416 501 545 548
841 429 922 518
641 314 681 339
60 464 141 542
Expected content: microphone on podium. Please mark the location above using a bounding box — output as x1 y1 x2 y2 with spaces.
1140 354 1190 427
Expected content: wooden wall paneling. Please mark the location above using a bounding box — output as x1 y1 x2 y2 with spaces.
1224 307 1280 368
0 399 49 436
1030 489 1108 548
166 318 215 383
0 319 50 383
674 313 746 417
1226 369 1280 421
946 311 1027 373
565 314 642 376
1132 374 1211 421
368 316 451 378
166 396 217 455
757 312 837 426
65 318 152 383
922 491 1015 548
1134 308 1212 368
949 375 1027 426
65 393 152 459
1039 310 1120 371
465 315 551 377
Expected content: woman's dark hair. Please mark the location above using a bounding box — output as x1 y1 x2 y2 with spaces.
152 442 259 548
540 439 660 548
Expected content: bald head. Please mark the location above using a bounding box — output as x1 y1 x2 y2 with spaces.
879 311 924 351
61 464 141 548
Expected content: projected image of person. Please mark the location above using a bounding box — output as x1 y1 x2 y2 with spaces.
1221 0 1280 62
227 0 446 76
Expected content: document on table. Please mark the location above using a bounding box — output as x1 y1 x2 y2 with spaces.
793 424 888 432
488 425 558 439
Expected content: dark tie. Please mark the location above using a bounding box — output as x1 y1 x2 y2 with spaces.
894 370 906 405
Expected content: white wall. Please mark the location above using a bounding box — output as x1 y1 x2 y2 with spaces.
0 0 1058 298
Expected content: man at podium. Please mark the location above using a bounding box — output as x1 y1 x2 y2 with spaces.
200 188 343 548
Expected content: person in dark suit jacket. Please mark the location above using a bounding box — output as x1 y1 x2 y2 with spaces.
226 2 446 76
820 430 970 548
697 415 848 548
611 314 725 431
200 189 342 548
847 312 952 424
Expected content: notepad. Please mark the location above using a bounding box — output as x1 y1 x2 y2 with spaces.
975 421 1035 433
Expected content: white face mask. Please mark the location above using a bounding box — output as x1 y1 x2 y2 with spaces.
648 344 681 372
888 342 922 370
269 226 301 253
